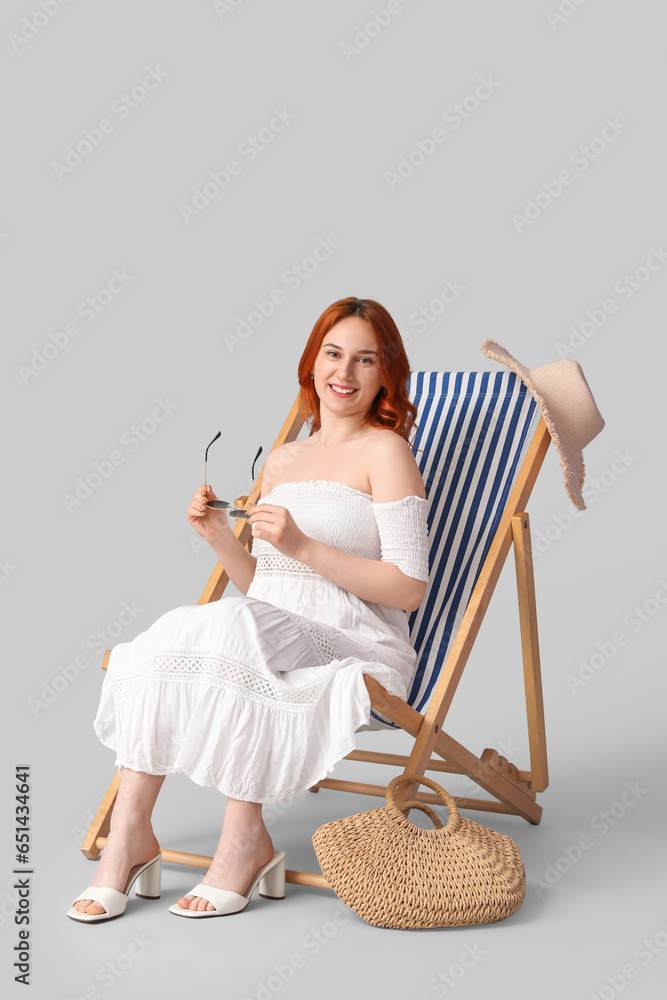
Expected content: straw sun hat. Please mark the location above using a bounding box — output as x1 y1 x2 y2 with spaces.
480 340 605 511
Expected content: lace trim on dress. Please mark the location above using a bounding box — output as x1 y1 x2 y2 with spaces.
110 647 336 714
253 552 326 580
371 495 430 583
279 608 342 664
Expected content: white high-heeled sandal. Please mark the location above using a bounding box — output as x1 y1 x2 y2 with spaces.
66 851 162 922
168 850 285 918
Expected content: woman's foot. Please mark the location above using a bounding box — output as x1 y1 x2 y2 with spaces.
70 767 165 918
72 820 161 916
177 809 274 912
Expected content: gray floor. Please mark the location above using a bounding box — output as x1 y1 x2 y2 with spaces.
27 579 667 999
54 723 666 1000
4 1 666 997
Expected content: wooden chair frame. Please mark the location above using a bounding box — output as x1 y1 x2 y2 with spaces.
80 393 551 892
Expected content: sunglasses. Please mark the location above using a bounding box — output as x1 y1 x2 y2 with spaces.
204 432 263 518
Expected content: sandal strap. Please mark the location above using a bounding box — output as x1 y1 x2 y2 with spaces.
72 885 128 917
185 882 248 913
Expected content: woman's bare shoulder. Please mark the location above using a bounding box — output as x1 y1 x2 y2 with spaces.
371 427 407 443
368 430 425 500
367 428 414 459
259 440 301 497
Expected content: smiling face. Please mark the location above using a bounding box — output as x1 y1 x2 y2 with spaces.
312 315 384 419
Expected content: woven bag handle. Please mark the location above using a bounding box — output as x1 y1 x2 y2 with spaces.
386 773 460 834
398 799 445 829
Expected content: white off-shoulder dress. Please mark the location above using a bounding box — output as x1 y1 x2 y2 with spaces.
92 481 430 803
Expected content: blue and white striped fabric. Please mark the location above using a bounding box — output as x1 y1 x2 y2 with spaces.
371 370 540 725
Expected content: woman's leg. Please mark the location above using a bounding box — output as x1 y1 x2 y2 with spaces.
73 766 166 915
177 797 275 912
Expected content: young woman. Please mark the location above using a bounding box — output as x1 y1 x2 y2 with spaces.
67 296 430 921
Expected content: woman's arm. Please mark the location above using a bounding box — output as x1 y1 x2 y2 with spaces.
295 538 426 612
188 483 259 596
207 525 257 597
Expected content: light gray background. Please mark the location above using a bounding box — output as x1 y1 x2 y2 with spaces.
3 1 666 997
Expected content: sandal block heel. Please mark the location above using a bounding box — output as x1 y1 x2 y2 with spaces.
168 850 286 917
135 855 161 899
259 854 285 899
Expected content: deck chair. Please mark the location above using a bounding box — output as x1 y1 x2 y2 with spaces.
81 368 551 891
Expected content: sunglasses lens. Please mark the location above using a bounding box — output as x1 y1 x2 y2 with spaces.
205 500 250 518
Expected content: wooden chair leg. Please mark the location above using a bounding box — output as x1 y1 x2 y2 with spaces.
512 512 549 792
80 771 119 859
366 677 542 824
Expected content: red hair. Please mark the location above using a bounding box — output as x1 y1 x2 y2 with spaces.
297 297 419 446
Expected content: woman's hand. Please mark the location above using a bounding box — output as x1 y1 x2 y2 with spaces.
247 503 310 562
186 484 231 543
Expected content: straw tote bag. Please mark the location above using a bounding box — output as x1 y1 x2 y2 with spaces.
312 773 526 929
